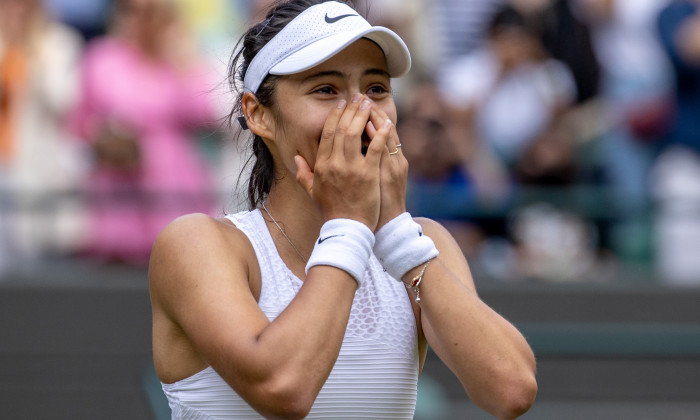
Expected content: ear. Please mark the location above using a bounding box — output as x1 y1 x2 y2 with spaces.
241 92 275 140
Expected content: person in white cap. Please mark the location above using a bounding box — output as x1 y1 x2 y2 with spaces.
149 1 537 419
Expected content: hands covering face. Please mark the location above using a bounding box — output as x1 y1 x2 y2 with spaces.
295 94 407 231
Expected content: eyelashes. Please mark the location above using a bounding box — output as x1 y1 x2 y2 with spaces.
367 85 389 95
311 85 390 96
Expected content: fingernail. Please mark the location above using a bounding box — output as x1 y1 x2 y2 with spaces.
384 119 392 129
361 99 371 110
337 100 347 109
352 93 362 103
367 121 375 131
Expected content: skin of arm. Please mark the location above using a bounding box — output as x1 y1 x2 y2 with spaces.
406 218 537 420
366 96 536 419
150 214 358 420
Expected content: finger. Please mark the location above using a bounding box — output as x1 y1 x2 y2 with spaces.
366 120 377 139
344 98 373 158
369 108 399 151
318 100 347 160
369 105 389 122
333 93 364 158
388 123 403 157
294 155 314 196
364 118 392 166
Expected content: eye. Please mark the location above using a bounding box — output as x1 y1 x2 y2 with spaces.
367 84 390 97
313 86 336 95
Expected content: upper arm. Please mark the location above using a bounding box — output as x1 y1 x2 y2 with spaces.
149 214 271 387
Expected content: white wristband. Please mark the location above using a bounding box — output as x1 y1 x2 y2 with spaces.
305 219 375 288
373 212 439 281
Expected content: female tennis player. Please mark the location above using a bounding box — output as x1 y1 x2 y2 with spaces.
149 1 537 418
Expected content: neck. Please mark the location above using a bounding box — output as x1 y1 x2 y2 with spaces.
263 182 324 259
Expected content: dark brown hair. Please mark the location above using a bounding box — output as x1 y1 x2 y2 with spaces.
228 0 356 209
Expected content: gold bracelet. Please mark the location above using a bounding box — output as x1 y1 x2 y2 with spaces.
407 259 433 303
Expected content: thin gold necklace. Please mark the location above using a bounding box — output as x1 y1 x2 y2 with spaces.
261 201 308 264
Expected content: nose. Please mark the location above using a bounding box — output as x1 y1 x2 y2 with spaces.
349 92 364 103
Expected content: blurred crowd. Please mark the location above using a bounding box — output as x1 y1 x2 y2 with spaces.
1 0 699 285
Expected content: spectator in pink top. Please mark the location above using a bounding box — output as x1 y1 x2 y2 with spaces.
72 0 220 264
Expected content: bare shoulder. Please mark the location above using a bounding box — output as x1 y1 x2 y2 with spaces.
149 213 258 310
152 213 244 252
151 213 248 272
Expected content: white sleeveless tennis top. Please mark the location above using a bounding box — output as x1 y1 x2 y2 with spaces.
161 210 419 419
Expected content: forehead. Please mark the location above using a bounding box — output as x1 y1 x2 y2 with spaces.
287 38 389 81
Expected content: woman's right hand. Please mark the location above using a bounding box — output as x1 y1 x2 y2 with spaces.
295 94 390 230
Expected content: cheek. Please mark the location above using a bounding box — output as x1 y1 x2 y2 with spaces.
305 114 331 166
277 102 326 140
310 112 330 142
297 103 334 142
379 103 398 125
297 111 329 150
277 105 330 166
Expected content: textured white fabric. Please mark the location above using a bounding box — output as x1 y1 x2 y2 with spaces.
243 1 411 93
373 212 439 281
305 218 375 287
162 209 419 419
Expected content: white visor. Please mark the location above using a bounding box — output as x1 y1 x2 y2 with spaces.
243 1 411 93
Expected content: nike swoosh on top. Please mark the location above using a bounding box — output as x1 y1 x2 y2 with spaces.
325 13 357 23
318 234 344 244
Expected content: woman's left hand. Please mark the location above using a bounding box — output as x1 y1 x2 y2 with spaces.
366 106 408 231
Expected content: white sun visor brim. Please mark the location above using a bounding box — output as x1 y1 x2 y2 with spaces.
269 27 411 78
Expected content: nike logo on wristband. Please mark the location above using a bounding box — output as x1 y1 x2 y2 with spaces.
318 234 344 244
325 13 357 23
418 229 423 237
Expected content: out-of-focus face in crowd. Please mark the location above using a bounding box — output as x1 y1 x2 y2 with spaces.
488 9 542 72
112 0 180 58
0 0 42 44
490 24 540 71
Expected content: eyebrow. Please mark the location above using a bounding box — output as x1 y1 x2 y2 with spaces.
300 68 391 84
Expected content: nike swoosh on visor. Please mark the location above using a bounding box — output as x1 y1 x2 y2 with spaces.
325 13 357 23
